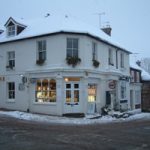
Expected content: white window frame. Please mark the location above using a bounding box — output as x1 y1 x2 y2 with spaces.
7 82 15 100
7 51 15 68
108 48 114 65
7 25 16 36
66 38 79 57
35 79 56 103
37 40 47 61
92 42 97 60
120 53 124 68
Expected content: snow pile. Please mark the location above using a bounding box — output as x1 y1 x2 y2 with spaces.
0 110 150 125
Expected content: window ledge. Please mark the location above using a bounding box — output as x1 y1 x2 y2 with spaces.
6 99 15 103
33 102 57 106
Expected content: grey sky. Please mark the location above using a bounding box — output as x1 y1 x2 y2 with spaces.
0 0 150 60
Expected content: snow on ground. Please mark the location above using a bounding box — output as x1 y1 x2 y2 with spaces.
0 110 150 125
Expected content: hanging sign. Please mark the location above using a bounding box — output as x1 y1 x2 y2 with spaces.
108 80 116 89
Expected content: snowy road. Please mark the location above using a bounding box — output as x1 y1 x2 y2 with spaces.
0 113 150 150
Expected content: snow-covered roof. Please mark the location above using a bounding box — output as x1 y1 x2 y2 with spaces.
130 58 150 81
4 17 27 27
130 61 142 71
0 14 131 53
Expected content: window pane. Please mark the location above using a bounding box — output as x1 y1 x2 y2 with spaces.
66 90 71 102
67 39 72 48
74 84 79 89
8 82 15 99
73 49 78 57
88 84 97 102
50 79 56 90
67 49 72 57
66 38 78 57
73 39 78 49
38 41 42 51
74 90 79 102
66 84 71 89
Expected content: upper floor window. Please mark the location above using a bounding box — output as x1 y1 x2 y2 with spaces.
136 72 140 82
92 42 97 60
7 82 15 99
67 38 78 57
130 70 140 83
108 48 114 65
120 53 124 68
36 40 46 64
7 25 15 36
130 70 134 82
7 51 15 69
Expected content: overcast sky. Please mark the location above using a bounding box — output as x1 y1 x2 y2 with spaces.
0 0 150 60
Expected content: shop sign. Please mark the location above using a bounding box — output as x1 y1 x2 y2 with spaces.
108 80 116 89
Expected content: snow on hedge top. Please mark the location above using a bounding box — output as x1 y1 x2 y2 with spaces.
0 14 130 53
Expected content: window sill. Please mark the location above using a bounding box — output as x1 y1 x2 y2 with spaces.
6 68 15 71
33 102 57 106
6 99 15 103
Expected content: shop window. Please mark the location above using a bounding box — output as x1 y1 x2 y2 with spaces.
35 79 56 103
88 84 97 102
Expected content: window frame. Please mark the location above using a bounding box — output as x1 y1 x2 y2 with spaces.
108 48 114 66
7 25 16 37
7 82 15 100
92 42 98 61
7 51 15 69
120 52 124 68
37 40 47 61
66 38 79 58
35 79 56 103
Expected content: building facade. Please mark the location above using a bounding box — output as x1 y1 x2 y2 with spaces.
0 16 131 115
130 67 142 110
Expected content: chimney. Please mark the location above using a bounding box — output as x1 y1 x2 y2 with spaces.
101 25 112 36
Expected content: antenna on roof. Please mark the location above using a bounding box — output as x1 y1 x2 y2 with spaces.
45 13 50 17
94 12 105 28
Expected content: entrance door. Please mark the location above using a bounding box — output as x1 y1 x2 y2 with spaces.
64 82 81 114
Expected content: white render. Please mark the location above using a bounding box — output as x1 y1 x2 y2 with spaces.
0 16 132 115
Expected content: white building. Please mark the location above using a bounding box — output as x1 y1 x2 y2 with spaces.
0 15 131 116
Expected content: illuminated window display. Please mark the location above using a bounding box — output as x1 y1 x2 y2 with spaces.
35 79 56 102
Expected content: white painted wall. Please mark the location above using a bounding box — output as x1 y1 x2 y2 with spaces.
0 33 130 115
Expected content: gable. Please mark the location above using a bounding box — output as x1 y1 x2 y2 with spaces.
4 17 27 36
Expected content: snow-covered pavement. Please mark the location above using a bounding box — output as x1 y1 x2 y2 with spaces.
0 110 150 125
